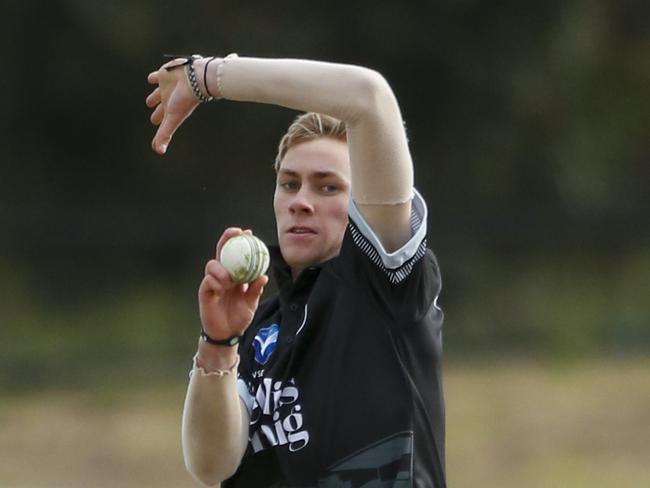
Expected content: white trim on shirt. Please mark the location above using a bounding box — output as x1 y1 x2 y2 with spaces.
348 188 428 270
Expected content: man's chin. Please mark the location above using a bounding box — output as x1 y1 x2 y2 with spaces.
280 245 319 269
283 254 318 271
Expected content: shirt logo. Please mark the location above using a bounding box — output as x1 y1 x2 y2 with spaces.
253 323 280 365
249 377 310 453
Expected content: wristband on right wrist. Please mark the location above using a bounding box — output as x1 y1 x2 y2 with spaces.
185 55 213 103
163 54 213 103
203 56 220 98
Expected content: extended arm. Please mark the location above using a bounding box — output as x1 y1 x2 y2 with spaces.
147 56 415 250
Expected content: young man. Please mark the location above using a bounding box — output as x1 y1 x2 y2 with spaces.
146 54 445 487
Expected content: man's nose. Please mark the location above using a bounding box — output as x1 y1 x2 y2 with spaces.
289 187 315 214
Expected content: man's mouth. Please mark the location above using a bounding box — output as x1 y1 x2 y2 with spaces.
287 226 317 235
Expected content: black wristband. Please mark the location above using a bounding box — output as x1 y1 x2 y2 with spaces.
203 56 219 98
200 327 242 347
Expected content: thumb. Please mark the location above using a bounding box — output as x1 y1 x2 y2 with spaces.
244 275 268 305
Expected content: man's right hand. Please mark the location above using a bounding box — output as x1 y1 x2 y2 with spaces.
197 228 268 370
146 58 200 155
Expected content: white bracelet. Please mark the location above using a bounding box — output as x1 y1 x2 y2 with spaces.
190 353 240 377
215 53 238 99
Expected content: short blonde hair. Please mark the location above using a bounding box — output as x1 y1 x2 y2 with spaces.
274 112 347 171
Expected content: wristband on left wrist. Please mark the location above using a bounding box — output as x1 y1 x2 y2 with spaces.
200 326 243 347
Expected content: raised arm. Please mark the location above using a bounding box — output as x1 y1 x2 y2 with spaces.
147 56 415 250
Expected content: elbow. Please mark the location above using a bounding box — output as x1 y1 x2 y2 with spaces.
183 438 243 487
185 454 240 487
363 68 393 99
187 467 222 487
347 67 399 122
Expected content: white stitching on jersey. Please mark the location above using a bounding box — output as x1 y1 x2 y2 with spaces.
296 304 309 336
349 221 428 284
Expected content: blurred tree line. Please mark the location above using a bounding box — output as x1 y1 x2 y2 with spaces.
1 0 648 389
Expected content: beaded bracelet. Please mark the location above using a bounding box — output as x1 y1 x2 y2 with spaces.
191 353 240 377
163 54 213 103
185 56 213 103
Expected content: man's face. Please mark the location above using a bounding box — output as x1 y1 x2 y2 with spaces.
274 137 351 276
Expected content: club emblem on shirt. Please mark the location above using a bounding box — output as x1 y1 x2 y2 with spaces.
253 323 280 365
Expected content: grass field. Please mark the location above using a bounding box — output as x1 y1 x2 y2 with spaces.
1 358 648 487
445 357 650 487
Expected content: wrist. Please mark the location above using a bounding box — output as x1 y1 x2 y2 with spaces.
195 53 238 100
200 326 243 347
194 56 224 99
183 55 212 103
196 339 239 372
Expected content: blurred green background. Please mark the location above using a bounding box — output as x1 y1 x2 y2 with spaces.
1 0 648 486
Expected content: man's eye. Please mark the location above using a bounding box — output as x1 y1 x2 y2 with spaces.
281 181 299 190
322 184 337 193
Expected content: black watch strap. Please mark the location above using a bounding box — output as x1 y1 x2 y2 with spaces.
200 327 242 347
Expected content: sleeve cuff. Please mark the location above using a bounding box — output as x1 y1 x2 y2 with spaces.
348 188 428 270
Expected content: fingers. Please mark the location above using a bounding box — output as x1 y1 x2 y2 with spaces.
199 273 224 300
145 87 161 108
200 260 267 297
147 70 159 84
146 70 166 151
147 63 199 155
152 115 176 154
152 102 192 154
149 58 187 84
242 274 268 309
150 104 164 126
151 127 172 155
248 274 269 298
204 259 236 288
199 259 239 305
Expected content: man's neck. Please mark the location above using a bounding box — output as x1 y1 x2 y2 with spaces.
291 266 304 282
